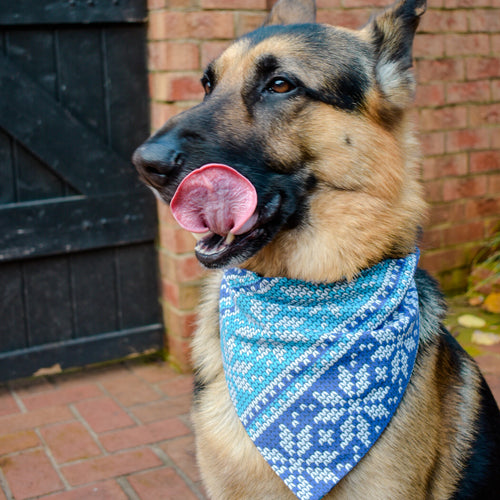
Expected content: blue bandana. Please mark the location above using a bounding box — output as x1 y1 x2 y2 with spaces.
220 253 420 500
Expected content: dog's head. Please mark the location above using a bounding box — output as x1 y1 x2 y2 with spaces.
133 0 427 281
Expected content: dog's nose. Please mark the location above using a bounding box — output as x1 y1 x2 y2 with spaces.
132 142 185 188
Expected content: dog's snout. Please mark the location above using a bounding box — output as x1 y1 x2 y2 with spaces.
132 142 185 187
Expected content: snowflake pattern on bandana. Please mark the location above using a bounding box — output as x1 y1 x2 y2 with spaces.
220 253 420 500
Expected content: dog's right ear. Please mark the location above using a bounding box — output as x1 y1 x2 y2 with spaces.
263 0 317 26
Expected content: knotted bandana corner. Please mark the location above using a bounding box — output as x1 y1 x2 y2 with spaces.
220 252 420 500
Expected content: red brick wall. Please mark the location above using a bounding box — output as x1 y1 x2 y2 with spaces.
147 0 500 369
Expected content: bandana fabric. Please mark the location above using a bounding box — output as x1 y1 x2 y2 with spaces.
220 253 420 500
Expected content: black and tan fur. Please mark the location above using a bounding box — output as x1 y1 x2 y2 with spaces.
133 0 500 497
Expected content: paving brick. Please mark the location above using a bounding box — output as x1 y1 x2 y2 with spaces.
61 449 162 486
0 429 39 455
40 422 101 464
21 383 102 410
0 405 73 435
75 398 135 433
1 449 64 499
0 388 20 417
483 373 500 406
100 417 191 452
100 373 162 407
475 354 500 376
160 436 201 483
43 480 128 500
131 395 192 424
128 360 182 384
158 375 194 397
128 467 198 500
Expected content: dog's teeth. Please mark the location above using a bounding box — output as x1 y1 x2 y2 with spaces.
225 232 235 245
192 231 211 241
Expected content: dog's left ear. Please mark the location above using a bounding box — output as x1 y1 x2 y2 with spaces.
363 0 426 109
263 0 316 26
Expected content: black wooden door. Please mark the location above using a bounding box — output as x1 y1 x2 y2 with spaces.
0 0 162 381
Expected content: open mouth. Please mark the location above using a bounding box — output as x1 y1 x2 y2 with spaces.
193 192 281 267
170 164 283 268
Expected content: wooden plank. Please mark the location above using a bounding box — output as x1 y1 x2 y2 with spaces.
57 28 107 139
71 249 119 337
0 129 15 204
117 244 161 330
0 0 146 26
0 191 158 262
0 263 27 351
0 55 138 195
105 25 150 158
0 324 163 382
23 256 73 345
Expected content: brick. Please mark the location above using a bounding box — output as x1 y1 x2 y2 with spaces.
444 0 491 6
419 248 468 274
160 435 200 483
414 34 445 58
159 250 205 283
9 377 54 396
201 41 231 67
201 0 267 8
21 383 102 411
151 102 185 130
465 198 500 219
153 72 204 102
428 202 465 227
149 42 200 71
422 154 468 180
487 173 500 194
470 150 500 173
159 224 196 253
467 57 500 80
417 59 464 83
419 106 467 131
446 129 490 152
131 395 192 424
100 373 162 407
421 228 442 251
167 335 194 373
445 34 490 57
469 103 500 127
443 176 488 201
420 10 468 33
420 131 445 156
158 374 194 397
317 9 372 30
62 449 162 486
75 397 135 433
236 12 268 37
491 80 500 101
129 467 198 500
148 0 165 8
162 279 201 310
442 221 484 246
483 373 500 406
40 422 101 464
0 429 39 455
0 405 73 435
414 83 445 107
100 417 190 452
0 388 20 417
342 0 394 6
446 80 491 104
423 179 444 203
163 303 197 339
128 360 181 384
157 200 179 227
43 480 128 500
1 449 64 499
469 9 500 32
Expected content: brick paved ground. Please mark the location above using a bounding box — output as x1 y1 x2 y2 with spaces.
0 315 498 499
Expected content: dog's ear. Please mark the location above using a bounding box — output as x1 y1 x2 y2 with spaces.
363 0 426 109
263 0 316 26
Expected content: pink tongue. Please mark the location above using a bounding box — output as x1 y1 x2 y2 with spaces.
170 164 258 236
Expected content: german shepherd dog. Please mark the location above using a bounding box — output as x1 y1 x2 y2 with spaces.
133 0 500 497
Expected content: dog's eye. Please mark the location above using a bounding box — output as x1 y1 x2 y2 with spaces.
201 76 212 95
266 77 295 94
